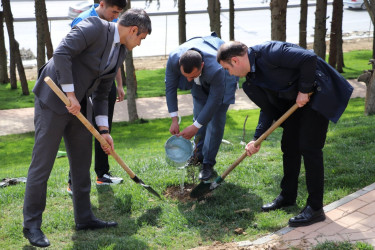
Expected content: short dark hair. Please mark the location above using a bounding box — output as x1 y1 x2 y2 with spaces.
118 8 152 35
103 0 127 9
179 50 202 74
217 41 248 64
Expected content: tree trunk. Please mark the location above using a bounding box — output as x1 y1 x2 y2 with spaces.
44 20 53 60
328 0 340 68
35 0 46 70
313 0 328 60
123 0 138 121
335 0 344 72
358 60 375 115
363 0 375 59
178 0 186 44
15 40 29 95
270 0 288 41
2 0 28 94
125 51 139 121
207 0 221 38
0 10 9 84
299 0 308 48
229 0 234 40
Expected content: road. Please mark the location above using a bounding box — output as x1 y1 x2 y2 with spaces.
3 0 373 60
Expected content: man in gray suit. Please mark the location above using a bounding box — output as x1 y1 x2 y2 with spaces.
23 9 151 248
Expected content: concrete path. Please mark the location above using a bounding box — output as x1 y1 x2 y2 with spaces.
1 79 374 248
0 79 366 136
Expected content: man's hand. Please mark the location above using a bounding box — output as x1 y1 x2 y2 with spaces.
169 116 180 135
178 124 199 140
100 133 114 155
296 92 310 107
245 140 261 157
117 85 125 102
66 92 81 115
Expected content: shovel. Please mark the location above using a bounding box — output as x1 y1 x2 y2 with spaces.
190 99 307 199
44 76 161 199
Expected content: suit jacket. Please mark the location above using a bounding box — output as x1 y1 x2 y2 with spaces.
34 17 127 117
165 33 238 126
246 41 353 128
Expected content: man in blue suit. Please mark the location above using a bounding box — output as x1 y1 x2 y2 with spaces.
165 33 238 180
217 41 353 227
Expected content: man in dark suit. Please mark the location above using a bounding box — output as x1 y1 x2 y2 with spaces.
23 9 151 247
165 33 238 181
217 41 353 227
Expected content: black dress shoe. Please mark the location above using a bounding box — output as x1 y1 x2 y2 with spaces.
199 164 217 181
23 228 50 248
76 218 118 231
261 195 296 212
289 205 326 227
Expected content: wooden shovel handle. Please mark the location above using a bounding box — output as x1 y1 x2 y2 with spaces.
44 76 136 178
220 95 311 179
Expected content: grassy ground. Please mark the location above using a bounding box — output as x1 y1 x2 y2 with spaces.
0 50 372 110
1 98 375 249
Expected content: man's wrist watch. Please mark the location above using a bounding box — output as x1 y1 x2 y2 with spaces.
99 130 109 134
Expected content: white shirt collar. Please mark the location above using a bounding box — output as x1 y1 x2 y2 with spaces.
114 23 120 44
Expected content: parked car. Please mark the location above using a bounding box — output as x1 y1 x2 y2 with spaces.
344 0 366 10
68 1 93 19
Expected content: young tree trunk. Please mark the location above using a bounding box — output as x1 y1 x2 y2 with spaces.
0 10 9 84
123 0 138 121
328 0 340 68
335 0 344 72
178 0 186 44
125 51 139 121
2 0 28 94
14 40 29 95
313 0 328 60
358 60 375 115
299 0 308 48
207 0 221 38
35 0 46 70
270 0 288 41
229 0 234 40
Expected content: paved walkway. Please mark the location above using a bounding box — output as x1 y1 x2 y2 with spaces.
1 79 374 248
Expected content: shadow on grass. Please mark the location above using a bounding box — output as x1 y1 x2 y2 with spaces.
177 182 263 241
70 185 161 249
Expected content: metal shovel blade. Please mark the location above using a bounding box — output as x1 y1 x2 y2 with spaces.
190 176 224 198
132 176 162 199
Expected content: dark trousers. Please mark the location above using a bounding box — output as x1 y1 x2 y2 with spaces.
93 82 117 178
280 105 329 210
68 81 117 183
243 82 329 210
24 98 95 228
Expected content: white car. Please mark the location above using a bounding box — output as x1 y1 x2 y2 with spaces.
68 1 93 19
344 0 366 10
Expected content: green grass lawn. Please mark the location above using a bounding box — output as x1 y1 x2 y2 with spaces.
1 98 375 249
0 50 372 110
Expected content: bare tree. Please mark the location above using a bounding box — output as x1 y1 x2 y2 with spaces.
229 0 234 40
0 8 9 84
270 0 288 41
299 0 308 48
1 0 29 95
328 0 344 72
313 0 328 60
207 0 221 38
177 0 186 44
